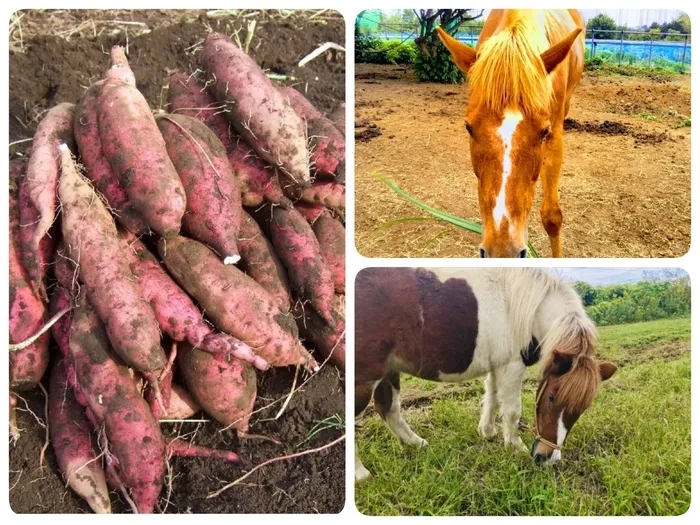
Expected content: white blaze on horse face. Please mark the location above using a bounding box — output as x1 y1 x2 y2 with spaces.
547 409 567 463
493 110 524 228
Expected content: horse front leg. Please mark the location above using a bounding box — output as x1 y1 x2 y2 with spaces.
539 127 565 258
355 380 376 481
478 372 498 440
493 362 528 453
374 371 427 447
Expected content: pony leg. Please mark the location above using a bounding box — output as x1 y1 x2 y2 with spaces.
478 372 498 440
539 128 565 258
355 381 375 481
493 362 528 453
374 372 427 447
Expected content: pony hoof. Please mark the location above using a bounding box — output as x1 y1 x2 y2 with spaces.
478 424 497 440
355 465 372 482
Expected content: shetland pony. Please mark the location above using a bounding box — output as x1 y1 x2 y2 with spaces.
355 267 616 480
437 10 585 257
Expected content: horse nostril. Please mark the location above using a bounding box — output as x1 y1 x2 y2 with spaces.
479 248 488 258
533 453 546 466
517 249 528 258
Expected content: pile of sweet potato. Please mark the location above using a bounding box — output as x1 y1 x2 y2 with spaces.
8 32 345 514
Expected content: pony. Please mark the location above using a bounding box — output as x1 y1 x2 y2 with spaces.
437 10 585 257
354 267 616 480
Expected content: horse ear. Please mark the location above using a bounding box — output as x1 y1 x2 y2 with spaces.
550 350 574 375
436 26 477 73
540 27 582 74
598 361 617 381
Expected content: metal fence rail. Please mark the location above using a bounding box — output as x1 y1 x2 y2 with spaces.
361 22 691 68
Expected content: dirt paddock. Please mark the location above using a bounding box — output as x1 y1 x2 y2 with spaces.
9 9 345 514
355 64 691 258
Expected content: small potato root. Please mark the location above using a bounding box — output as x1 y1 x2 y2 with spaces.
267 206 336 327
202 33 310 188
49 360 111 514
238 210 292 311
97 50 186 238
58 144 166 373
157 113 242 264
178 343 257 432
313 215 345 295
24 102 76 300
279 86 345 181
158 235 314 368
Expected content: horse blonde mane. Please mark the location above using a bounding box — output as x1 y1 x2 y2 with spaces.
469 11 553 115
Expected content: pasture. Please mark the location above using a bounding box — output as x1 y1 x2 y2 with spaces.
355 317 691 516
354 64 691 258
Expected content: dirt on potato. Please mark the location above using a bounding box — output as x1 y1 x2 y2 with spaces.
354 64 690 258
9 9 345 514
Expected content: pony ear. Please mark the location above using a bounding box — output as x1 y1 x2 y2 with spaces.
598 361 617 381
540 27 582 74
436 26 477 73
550 350 574 375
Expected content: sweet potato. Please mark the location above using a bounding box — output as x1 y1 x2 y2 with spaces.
328 103 346 137
49 360 111 514
58 144 166 373
279 86 345 181
9 168 50 389
118 230 268 370
74 81 148 234
157 113 242 263
299 181 345 218
294 201 329 225
105 46 136 86
158 235 316 368
238 210 292 311
69 295 165 514
23 102 75 300
313 214 345 295
160 383 200 420
97 51 186 238
267 206 336 327
178 343 256 432
294 298 346 369
227 145 293 208
202 33 310 188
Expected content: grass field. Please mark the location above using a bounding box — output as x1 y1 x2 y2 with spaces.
355 317 691 516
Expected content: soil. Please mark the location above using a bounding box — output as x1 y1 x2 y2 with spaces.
354 64 691 258
8 9 345 514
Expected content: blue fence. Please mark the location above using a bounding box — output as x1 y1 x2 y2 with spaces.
372 26 691 68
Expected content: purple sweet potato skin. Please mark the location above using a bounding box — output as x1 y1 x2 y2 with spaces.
227 146 292 208
268 207 336 326
97 80 186 238
158 236 309 367
157 113 242 262
178 343 256 431
293 299 346 369
202 33 310 187
294 202 328 225
49 359 111 514
74 80 148 234
279 86 345 180
238 211 292 311
59 147 166 372
23 103 75 300
69 297 165 514
313 215 345 295
300 181 345 216
9 165 50 389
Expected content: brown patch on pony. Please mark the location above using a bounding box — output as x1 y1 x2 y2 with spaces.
543 351 602 414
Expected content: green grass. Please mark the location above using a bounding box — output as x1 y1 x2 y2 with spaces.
356 317 690 516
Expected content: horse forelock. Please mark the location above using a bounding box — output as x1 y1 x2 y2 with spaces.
470 11 553 115
544 353 602 414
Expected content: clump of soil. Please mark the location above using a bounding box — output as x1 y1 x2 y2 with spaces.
356 123 382 142
9 9 345 514
564 118 670 145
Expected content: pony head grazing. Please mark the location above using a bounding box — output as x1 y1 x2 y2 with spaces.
532 349 617 465
437 12 583 257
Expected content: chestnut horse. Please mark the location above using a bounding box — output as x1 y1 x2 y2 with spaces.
355 267 616 480
437 10 585 257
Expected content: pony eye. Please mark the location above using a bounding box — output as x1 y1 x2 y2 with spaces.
540 126 551 141
548 394 555 404
465 122 474 137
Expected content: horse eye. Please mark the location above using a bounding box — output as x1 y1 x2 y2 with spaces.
465 123 474 137
548 394 555 404
540 126 551 141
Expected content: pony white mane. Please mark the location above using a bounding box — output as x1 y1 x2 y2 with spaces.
496 268 597 358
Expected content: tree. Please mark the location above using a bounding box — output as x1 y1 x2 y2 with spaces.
412 9 484 83
587 13 618 40
573 281 597 307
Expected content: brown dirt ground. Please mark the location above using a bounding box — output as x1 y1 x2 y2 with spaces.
354 64 691 258
8 9 345 514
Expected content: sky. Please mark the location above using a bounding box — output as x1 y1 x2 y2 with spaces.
551 268 687 285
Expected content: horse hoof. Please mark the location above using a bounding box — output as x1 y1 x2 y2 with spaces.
478 425 497 440
355 465 372 482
